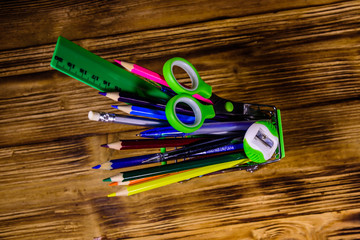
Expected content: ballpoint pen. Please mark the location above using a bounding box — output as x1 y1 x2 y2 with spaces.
138 121 254 138
142 136 241 163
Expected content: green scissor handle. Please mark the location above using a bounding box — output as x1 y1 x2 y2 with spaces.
165 94 215 133
163 57 215 133
163 57 212 98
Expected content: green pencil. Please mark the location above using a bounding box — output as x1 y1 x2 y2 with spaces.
103 152 247 183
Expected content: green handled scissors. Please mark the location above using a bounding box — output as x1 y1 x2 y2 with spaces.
163 57 269 133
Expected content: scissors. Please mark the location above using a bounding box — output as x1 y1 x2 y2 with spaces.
163 57 271 133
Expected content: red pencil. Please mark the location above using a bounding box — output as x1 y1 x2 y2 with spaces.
101 137 207 150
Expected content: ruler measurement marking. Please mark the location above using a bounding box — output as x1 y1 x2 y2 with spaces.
50 36 171 101
53 54 118 91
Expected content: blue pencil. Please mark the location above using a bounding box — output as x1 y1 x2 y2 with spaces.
92 153 156 170
93 143 244 170
138 121 255 138
112 105 195 124
99 92 230 121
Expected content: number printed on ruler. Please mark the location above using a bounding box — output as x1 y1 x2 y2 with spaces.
53 55 121 91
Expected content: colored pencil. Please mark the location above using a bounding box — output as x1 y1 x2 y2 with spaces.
112 105 195 123
109 170 189 186
107 158 249 196
113 157 270 187
99 90 166 104
138 121 255 138
115 60 213 104
101 137 206 150
109 175 162 186
103 152 246 182
88 111 169 127
92 153 156 170
94 142 243 170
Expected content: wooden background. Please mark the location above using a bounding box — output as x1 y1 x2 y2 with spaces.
0 0 360 239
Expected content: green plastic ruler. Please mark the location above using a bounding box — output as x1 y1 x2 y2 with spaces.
50 36 170 101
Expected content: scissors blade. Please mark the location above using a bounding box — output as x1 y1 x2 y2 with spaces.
210 94 273 120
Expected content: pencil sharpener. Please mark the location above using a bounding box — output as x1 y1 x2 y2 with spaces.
243 107 285 163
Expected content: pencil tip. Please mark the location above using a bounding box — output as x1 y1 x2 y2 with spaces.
116 60 133 71
103 178 111 182
98 92 106 96
92 165 101 169
111 105 118 109
109 182 118 187
107 193 117 197
101 144 109 148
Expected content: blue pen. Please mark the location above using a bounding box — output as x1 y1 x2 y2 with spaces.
112 105 195 124
193 143 243 156
92 142 244 170
138 121 255 138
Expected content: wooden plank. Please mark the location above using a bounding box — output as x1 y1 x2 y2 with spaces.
1 0 360 239
93 158 360 239
0 136 108 239
0 49 359 147
1 0 359 77
0 0 343 50
0 136 359 239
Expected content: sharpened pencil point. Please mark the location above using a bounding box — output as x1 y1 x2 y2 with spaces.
103 178 111 182
107 193 117 197
92 165 101 169
109 182 118 187
98 92 106 96
111 105 118 109
115 60 134 72
101 144 109 148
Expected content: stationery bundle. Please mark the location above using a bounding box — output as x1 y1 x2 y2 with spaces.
50 36 285 197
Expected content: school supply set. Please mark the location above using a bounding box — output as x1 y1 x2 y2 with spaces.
50 36 285 197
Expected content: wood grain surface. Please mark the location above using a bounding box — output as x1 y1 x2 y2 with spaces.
0 0 360 239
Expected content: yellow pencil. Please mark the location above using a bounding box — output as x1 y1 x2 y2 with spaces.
108 158 249 197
